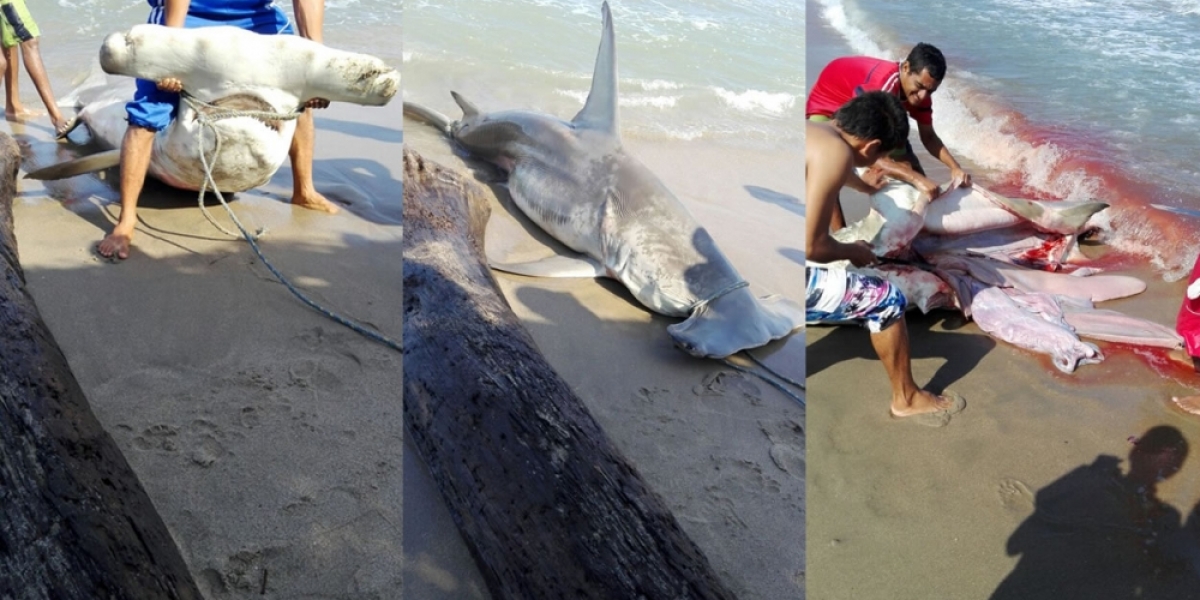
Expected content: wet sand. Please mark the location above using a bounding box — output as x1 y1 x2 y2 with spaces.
9 100 405 598
806 8 1200 597
402 103 805 599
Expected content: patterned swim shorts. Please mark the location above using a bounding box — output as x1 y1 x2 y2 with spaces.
806 265 907 333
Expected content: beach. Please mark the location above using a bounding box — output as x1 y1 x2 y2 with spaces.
806 1 1200 597
6 3 405 597
403 1 804 598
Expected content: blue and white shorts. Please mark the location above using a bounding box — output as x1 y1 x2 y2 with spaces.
806 265 907 334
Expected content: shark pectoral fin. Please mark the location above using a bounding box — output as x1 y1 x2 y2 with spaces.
24 150 121 181
570 1 617 134
489 254 606 278
980 187 1046 222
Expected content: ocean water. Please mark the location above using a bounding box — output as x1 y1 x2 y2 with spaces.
405 0 803 151
811 0 1200 278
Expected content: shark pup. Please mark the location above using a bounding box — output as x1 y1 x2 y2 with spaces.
439 2 802 358
29 24 399 192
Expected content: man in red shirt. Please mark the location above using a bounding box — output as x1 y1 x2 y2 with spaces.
808 43 970 229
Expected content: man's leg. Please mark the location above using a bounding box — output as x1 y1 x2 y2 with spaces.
98 125 156 260
869 318 958 417
288 108 338 213
17 39 67 134
1 45 24 119
810 267 961 419
100 80 176 260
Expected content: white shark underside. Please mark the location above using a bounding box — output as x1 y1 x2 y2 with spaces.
443 2 803 358
826 179 1182 372
32 25 399 192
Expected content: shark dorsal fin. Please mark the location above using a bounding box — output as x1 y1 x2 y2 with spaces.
571 1 618 134
451 91 481 119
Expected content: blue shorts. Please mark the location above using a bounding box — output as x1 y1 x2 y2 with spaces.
806 266 907 334
126 6 294 131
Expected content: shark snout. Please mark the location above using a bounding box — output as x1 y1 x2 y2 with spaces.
99 31 134 76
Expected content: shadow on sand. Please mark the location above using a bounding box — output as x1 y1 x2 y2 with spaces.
991 425 1200 599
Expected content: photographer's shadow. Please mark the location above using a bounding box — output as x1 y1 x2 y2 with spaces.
992 426 1199 599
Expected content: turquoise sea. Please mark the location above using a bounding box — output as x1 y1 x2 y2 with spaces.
811 0 1200 278
406 0 803 152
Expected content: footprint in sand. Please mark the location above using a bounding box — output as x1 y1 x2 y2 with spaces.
188 419 229 468
239 406 261 429
132 424 180 452
768 444 805 479
693 371 763 405
997 478 1035 513
201 549 267 594
761 420 805 479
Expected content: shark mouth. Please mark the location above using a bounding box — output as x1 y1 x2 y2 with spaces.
187 93 291 132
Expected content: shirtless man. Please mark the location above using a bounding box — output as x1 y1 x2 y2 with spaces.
98 0 337 260
808 43 970 230
807 91 965 424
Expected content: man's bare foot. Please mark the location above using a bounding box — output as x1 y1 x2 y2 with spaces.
1171 396 1200 416
98 225 135 260
5 106 43 121
292 189 340 214
890 389 966 427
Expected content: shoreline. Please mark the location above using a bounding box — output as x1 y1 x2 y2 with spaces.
807 5 1200 597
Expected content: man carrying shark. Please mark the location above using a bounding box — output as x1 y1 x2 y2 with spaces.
807 90 966 425
808 43 971 231
98 0 337 260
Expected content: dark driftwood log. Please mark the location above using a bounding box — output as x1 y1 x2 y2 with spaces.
403 148 735 599
0 134 201 599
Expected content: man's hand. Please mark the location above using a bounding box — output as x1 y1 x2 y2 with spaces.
860 165 886 192
156 77 183 93
915 175 941 201
847 240 878 268
950 168 972 190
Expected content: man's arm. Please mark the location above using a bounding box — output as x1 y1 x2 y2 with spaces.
292 0 329 109
873 155 941 200
918 121 971 187
292 0 325 43
806 149 877 267
163 0 190 27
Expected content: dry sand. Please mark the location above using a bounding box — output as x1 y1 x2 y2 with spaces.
401 109 805 599
8 100 405 598
803 124 1200 599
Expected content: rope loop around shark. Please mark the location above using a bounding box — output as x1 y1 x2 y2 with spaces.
405 1 804 359
28 24 399 192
